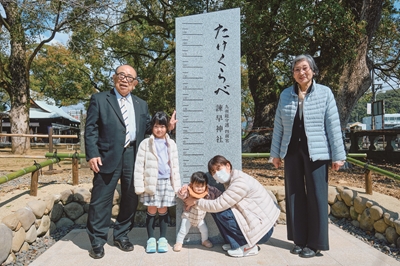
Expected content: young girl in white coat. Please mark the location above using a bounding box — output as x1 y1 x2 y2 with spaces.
134 111 181 253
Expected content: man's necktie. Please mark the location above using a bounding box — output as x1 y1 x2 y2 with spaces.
120 97 130 147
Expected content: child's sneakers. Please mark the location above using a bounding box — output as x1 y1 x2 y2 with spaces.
173 242 182 252
157 237 168 253
146 237 156 253
202 239 213 248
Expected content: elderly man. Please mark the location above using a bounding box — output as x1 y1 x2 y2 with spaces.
85 64 176 259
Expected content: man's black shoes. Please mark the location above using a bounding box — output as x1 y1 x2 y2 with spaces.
114 238 134 252
89 245 104 259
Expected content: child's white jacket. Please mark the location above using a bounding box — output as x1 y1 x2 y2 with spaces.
134 134 181 195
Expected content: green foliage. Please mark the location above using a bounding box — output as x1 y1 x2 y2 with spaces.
66 0 222 114
369 1 400 90
30 45 97 106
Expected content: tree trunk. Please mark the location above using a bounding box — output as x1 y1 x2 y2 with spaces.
336 0 384 128
6 1 31 154
336 37 372 129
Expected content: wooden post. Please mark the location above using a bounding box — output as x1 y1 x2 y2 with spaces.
48 127 53 171
365 169 373 195
30 170 39 196
72 156 79 185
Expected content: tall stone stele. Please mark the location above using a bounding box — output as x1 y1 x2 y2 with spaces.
175 8 241 244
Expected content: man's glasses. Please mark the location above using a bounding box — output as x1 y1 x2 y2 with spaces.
116 72 137 83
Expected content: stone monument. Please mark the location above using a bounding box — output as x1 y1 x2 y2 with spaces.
175 8 241 244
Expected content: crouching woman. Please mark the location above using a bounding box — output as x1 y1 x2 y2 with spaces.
185 155 280 257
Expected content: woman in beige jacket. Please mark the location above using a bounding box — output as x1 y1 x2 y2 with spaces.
185 155 280 258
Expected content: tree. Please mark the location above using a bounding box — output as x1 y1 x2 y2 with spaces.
30 44 97 106
220 0 399 151
67 0 221 115
0 0 118 154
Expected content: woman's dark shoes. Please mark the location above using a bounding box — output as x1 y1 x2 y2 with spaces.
89 245 104 259
290 244 303 255
299 247 321 258
114 238 134 251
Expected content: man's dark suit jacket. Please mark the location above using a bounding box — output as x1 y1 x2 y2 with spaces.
85 89 151 173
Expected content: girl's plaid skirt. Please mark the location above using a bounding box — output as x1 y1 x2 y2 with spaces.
140 178 176 208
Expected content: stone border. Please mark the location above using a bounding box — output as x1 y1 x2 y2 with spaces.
1 185 399 264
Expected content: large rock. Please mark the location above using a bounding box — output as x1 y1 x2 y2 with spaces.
353 196 368 214
383 212 392 226
349 206 358 220
2 214 20 230
331 201 350 218
27 200 47 218
25 224 37 244
50 203 64 222
15 207 36 231
370 205 383 221
359 208 375 232
340 189 354 207
327 186 338 204
275 188 285 202
43 195 56 215
74 213 88 225
56 217 74 228
3 253 16 265
373 219 388 233
49 221 57 234
73 187 91 203
385 226 399 244
12 227 26 252
37 215 51 237
0 224 13 264
113 190 120 205
60 189 74 205
64 202 84 220
278 200 286 213
112 205 120 218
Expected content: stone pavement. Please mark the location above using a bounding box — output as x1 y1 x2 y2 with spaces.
30 224 400 266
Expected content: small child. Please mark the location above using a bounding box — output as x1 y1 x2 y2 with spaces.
134 111 181 253
173 171 222 252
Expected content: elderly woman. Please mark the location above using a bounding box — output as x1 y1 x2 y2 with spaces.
270 54 346 258
185 155 280 258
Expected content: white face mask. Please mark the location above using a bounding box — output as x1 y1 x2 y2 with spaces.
213 169 230 183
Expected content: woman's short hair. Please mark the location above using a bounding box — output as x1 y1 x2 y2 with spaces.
190 171 208 185
207 155 233 174
151 111 170 128
291 54 319 76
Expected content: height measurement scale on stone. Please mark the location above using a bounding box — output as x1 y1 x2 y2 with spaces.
175 9 241 244
176 8 241 184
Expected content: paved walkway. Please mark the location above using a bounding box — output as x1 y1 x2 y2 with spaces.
30 224 400 266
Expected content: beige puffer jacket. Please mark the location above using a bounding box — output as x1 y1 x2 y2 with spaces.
134 134 181 195
197 169 280 247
